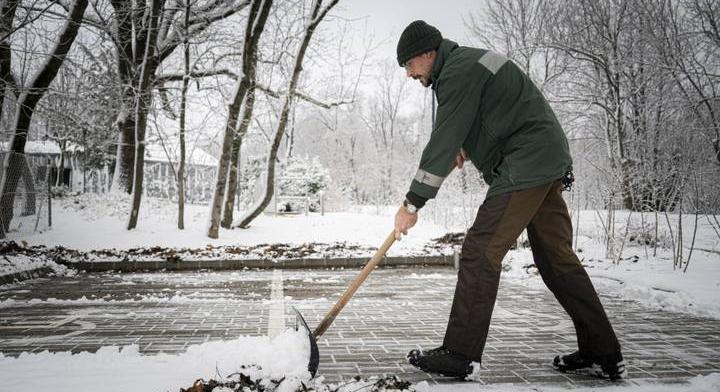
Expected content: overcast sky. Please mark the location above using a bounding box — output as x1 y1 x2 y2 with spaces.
333 0 487 61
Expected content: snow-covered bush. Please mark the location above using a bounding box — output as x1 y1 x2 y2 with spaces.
276 155 331 212
50 185 79 198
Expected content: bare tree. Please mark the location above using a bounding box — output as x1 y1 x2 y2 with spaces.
643 0 720 166
0 0 19 122
177 0 192 230
0 0 89 238
236 0 340 229
358 62 408 205
126 0 165 230
465 0 566 91
103 0 251 198
207 0 273 238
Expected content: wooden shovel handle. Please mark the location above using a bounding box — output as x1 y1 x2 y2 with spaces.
312 230 396 338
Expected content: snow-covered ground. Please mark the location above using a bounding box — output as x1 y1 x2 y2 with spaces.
2 193 719 391
0 329 314 392
3 193 719 319
500 209 720 319
2 329 718 392
6 192 447 254
0 251 69 276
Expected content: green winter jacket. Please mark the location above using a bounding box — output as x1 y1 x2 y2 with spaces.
408 39 573 203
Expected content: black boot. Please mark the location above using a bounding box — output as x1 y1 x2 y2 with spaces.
553 351 627 380
407 346 475 379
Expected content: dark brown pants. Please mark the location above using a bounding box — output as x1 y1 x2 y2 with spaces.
443 181 621 361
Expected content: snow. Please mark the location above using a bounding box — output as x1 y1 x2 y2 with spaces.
498 210 720 319
0 332 717 391
0 245 70 277
416 373 720 391
3 195 720 321
0 253 51 275
0 329 312 392
2 195 720 390
501 245 720 319
144 142 218 167
6 193 446 255
0 140 83 155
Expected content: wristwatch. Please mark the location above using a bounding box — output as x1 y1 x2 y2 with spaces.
402 199 418 214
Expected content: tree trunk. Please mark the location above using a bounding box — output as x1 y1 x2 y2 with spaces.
112 108 136 193
127 0 164 230
0 0 88 238
56 145 66 187
222 87 256 228
208 0 273 238
20 155 36 216
177 0 191 230
0 0 19 120
208 82 251 237
109 0 137 194
236 0 340 229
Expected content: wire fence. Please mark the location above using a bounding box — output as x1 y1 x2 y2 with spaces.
0 152 52 238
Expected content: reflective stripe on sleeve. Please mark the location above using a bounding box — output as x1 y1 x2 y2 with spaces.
414 169 445 188
478 51 508 74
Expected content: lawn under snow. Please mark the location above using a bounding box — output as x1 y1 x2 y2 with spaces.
6 192 447 254
501 209 720 319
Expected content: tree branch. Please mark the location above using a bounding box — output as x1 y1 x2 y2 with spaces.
154 68 239 83
157 0 250 63
255 83 352 109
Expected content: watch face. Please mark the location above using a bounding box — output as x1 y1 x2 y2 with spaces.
405 203 417 213
403 199 417 213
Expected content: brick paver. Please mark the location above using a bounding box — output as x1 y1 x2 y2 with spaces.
1 267 719 388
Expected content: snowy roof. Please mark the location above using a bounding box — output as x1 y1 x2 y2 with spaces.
144 143 217 167
1 141 217 167
0 141 83 155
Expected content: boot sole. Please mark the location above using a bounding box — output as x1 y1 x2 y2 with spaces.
553 363 627 380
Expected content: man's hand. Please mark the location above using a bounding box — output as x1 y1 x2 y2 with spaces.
394 205 418 240
454 149 468 169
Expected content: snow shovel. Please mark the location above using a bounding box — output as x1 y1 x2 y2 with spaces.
294 230 397 377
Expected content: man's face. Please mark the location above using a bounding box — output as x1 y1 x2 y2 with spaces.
404 51 436 87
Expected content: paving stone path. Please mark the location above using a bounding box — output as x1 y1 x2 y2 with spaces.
1 266 718 388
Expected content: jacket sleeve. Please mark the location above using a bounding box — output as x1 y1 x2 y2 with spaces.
408 62 491 200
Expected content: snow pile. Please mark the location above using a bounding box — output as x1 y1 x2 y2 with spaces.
0 329 311 392
0 328 415 392
0 241 69 278
182 375 413 392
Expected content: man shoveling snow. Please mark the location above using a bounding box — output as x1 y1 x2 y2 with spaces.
392 20 625 381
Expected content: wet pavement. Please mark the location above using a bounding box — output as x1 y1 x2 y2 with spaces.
1 266 719 387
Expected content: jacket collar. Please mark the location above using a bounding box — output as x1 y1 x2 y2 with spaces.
431 39 459 90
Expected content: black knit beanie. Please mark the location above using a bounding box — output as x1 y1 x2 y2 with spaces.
396 20 443 66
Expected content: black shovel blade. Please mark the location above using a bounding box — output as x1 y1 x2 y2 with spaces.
292 306 319 377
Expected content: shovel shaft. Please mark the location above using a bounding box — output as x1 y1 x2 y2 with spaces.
312 230 396 338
